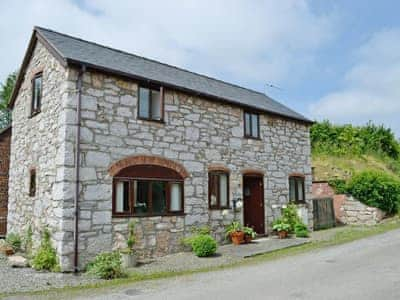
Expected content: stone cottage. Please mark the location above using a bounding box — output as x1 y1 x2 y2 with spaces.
7 27 313 271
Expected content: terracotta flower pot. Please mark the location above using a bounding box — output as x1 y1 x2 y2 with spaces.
231 231 245 245
277 230 288 239
244 234 253 244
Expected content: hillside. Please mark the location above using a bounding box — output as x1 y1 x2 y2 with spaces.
311 121 400 182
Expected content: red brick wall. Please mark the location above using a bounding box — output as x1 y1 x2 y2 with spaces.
312 181 335 198
0 127 11 236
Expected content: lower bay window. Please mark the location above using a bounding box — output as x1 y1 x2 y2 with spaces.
113 179 183 216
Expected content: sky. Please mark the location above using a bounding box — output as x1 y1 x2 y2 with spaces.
0 0 399 136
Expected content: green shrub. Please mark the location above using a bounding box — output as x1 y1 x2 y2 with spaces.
32 229 60 272
191 235 217 257
5 233 22 252
24 225 33 258
311 120 400 159
328 179 348 194
282 204 301 233
272 219 291 232
294 223 309 238
346 170 400 214
86 251 125 279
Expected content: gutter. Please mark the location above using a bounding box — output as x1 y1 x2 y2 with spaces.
74 64 86 272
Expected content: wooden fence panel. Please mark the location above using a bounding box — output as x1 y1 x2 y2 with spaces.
313 197 336 230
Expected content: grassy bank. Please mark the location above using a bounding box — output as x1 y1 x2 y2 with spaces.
3 217 400 299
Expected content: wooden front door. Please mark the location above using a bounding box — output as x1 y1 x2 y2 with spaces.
243 175 265 234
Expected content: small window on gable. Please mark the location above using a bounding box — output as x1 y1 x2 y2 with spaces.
138 86 163 121
31 73 42 116
29 169 36 197
208 172 229 209
289 176 305 204
244 112 260 139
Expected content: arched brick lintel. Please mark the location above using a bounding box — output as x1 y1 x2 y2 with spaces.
108 155 190 178
241 168 265 176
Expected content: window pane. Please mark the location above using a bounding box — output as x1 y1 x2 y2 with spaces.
135 181 149 214
244 113 251 136
297 179 304 202
251 114 259 137
33 76 42 111
116 181 129 213
151 89 161 120
289 178 296 202
29 170 36 197
139 88 150 118
209 174 218 207
170 183 182 212
152 181 167 214
219 174 228 207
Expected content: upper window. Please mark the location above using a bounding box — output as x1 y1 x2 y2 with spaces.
244 112 259 139
113 165 183 216
29 169 36 197
289 176 305 203
138 86 163 121
208 172 229 209
31 73 42 116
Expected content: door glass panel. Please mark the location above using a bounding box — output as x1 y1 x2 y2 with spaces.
116 181 129 213
151 89 161 120
152 181 167 214
170 183 182 212
135 181 149 214
139 87 150 118
219 174 228 207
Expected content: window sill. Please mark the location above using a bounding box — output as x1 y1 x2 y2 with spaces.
29 110 41 118
112 212 186 218
243 135 261 141
209 207 231 210
138 117 165 124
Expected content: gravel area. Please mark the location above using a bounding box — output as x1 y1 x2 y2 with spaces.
0 234 314 294
135 251 239 274
0 253 102 294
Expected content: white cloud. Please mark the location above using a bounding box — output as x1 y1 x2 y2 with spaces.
0 0 336 90
310 29 400 137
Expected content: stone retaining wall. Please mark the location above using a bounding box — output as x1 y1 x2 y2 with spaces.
338 195 386 225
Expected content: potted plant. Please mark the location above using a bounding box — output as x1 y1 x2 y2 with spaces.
272 219 291 239
225 221 244 245
120 221 137 268
243 226 256 243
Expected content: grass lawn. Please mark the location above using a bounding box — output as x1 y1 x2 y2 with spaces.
2 216 400 299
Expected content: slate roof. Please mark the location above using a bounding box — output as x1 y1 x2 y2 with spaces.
13 27 313 123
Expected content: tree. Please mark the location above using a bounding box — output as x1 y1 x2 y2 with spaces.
0 71 17 129
0 71 17 109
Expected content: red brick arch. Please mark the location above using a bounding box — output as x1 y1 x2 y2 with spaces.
108 155 190 178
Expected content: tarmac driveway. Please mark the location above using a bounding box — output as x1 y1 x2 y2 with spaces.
68 228 400 300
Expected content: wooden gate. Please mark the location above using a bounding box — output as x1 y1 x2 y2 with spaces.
313 197 335 230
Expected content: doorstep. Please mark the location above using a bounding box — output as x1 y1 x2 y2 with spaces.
219 237 311 258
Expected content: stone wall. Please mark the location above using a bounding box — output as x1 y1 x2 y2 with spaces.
338 195 385 226
0 127 11 236
59 68 312 269
7 41 70 260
